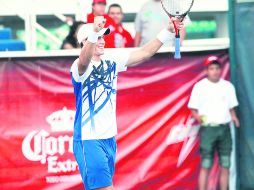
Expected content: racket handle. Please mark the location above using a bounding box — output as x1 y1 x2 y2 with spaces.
174 37 181 59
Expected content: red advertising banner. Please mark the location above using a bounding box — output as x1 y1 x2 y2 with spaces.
0 50 229 190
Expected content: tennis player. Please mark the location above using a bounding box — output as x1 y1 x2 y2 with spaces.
188 56 240 190
70 16 183 190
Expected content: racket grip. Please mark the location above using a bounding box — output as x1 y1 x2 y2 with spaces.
174 37 181 59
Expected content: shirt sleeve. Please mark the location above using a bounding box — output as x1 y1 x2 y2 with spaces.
70 58 88 82
228 84 239 108
124 30 134 47
108 50 131 73
188 84 200 110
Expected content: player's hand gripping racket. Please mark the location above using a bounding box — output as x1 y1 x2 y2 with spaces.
161 0 194 59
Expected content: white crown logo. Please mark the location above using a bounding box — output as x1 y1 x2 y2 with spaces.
46 107 75 132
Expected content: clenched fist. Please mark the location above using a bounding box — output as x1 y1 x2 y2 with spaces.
93 16 106 33
168 17 184 33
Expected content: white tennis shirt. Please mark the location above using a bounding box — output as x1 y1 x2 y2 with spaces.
70 54 129 140
188 78 238 125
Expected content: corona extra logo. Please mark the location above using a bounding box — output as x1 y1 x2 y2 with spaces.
22 107 78 174
46 107 74 132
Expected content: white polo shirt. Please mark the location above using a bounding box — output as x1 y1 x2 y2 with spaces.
188 78 238 125
70 54 129 140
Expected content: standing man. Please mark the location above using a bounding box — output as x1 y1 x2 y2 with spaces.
87 0 117 48
134 0 191 47
71 16 183 190
108 3 134 48
188 56 240 190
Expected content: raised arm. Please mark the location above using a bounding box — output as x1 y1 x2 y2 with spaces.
77 16 106 75
126 19 183 67
127 38 163 67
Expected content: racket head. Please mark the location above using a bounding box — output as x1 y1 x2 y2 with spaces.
161 0 194 17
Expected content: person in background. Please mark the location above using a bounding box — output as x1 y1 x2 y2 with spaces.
61 21 85 49
108 4 134 48
87 0 117 48
134 0 191 47
188 56 240 190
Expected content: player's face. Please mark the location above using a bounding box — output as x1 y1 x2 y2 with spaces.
206 64 222 82
92 3 106 16
94 36 105 56
108 7 123 25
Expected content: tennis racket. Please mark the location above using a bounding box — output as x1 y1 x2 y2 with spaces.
161 0 194 59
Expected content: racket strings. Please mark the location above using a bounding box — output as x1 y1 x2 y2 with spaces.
162 0 193 16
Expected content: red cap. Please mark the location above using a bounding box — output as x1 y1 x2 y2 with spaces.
92 0 106 4
204 56 220 66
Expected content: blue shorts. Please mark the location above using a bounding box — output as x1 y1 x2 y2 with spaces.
73 137 117 190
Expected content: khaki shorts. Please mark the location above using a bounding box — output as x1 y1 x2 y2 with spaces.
200 124 232 169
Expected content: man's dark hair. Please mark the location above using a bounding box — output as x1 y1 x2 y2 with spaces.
108 3 123 13
207 61 222 68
